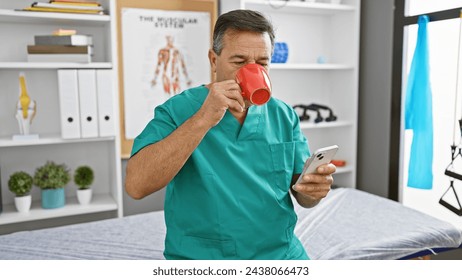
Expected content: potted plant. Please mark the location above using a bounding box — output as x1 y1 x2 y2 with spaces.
8 171 33 213
74 165 94 205
34 161 70 209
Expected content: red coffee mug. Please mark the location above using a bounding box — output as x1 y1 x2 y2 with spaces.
235 63 272 105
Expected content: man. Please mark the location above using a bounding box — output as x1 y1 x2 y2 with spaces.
125 9 336 260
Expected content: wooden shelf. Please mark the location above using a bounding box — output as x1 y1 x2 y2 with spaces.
0 9 110 25
0 135 115 148
0 194 118 225
243 0 356 15
0 62 113 69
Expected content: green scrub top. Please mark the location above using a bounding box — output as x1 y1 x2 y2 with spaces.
131 85 310 260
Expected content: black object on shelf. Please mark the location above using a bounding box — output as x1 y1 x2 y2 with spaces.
305 104 323 123
293 103 338 123
310 103 338 122
293 104 310 121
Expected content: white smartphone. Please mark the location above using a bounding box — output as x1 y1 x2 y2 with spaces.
295 145 339 185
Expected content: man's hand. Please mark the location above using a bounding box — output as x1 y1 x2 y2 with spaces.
199 80 245 128
291 163 336 208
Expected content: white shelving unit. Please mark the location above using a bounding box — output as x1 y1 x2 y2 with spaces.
0 0 123 229
0 8 111 23
0 62 113 69
0 135 115 148
299 120 353 130
270 63 353 70
223 0 360 188
243 0 356 14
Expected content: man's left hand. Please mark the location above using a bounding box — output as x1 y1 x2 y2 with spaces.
292 163 336 207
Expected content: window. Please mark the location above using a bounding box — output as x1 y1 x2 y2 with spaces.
400 1 462 227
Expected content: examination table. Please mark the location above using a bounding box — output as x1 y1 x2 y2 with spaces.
0 188 461 260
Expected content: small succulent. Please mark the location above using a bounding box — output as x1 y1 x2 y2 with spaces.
8 171 33 197
34 161 70 190
74 166 94 190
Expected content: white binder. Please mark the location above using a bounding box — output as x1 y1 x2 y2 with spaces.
96 70 116 137
58 70 81 139
77 70 99 138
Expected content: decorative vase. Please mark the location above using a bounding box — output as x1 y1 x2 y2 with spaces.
41 188 65 209
77 189 92 205
14 195 31 213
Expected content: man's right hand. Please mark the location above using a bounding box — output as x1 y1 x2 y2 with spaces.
198 80 245 127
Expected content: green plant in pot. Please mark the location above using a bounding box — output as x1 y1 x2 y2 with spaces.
34 161 70 209
8 171 33 213
74 165 94 205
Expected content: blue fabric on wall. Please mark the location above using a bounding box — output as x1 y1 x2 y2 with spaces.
405 15 433 190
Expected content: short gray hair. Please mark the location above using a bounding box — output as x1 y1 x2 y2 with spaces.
212 9 275 55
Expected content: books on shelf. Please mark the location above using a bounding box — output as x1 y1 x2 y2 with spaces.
33 2 103 11
23 6 104 15
53 29 77 36
28 45 93 55
34 34 93 46
28 33 93 63
22 1 105 15
50 0 101 4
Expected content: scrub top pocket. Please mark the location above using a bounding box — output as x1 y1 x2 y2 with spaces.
269 142 295 192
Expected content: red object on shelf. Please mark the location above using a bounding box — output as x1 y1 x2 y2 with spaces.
331 159 346 167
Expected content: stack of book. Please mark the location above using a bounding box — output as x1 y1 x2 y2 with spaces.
27 32 93 63
23 1 104 15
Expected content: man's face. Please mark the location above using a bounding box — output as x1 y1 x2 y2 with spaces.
209 30 272 82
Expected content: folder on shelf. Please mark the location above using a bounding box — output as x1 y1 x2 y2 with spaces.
58 70 81 139
96 70 116 137
77 70 99 138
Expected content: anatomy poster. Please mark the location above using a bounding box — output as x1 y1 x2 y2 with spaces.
122 8 211 139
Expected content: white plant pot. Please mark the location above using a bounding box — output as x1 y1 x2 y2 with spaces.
77 189 92 205
14 195 31 213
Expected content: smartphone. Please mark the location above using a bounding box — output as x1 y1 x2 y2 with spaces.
295 145 339 185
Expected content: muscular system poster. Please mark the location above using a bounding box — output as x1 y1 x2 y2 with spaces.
121 8 211 140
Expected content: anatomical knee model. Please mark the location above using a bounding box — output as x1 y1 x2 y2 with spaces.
15 72 37 135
